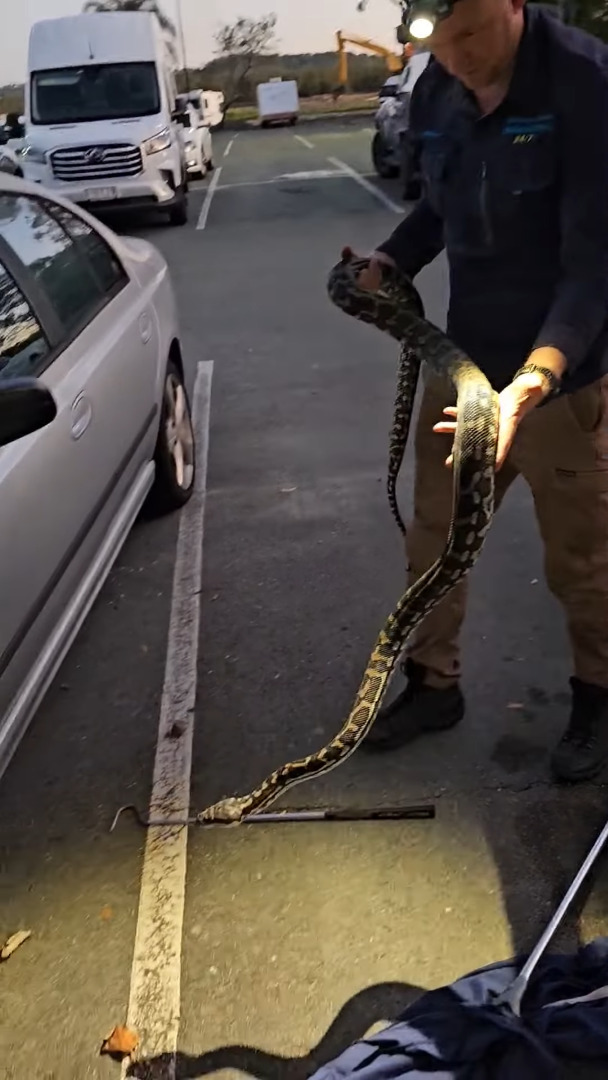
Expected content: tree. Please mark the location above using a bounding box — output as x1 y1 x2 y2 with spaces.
82 0 177 56
214 14 278 109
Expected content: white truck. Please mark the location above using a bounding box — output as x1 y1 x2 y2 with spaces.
256 79 299 128
22 11 189 225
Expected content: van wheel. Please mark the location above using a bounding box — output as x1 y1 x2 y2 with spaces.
169 185 189 226
147 359 196 516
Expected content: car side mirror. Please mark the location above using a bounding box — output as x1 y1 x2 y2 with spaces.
0 378 57 448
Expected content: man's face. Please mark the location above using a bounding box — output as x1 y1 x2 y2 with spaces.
425 0 525 91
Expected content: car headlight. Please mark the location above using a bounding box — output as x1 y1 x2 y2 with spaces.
21 145 47 164
143 128 172 155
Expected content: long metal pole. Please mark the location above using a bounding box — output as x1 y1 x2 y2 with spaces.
175 0 190 92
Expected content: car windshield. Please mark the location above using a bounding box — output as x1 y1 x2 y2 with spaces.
31 62 160 124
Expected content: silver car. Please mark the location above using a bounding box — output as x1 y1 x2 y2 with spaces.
0 174 195 778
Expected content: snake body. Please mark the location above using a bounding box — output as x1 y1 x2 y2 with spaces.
199 249 499 825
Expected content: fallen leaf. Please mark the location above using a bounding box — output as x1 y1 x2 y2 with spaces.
100 906 113 921
100 1025 139 1058
507 702 524 710
1 930 31 961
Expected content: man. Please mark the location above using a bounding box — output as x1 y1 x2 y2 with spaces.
356 0 608 782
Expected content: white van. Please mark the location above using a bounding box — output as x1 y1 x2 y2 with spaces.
186 88 225 131
23 11 189 225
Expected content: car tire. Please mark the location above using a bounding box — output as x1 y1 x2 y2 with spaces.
168 184 189 226
372 131 399 179
147 359 196 517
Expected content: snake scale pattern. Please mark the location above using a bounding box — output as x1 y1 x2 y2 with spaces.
198 247 499 825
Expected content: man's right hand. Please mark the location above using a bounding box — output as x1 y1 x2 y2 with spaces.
356 250 397 292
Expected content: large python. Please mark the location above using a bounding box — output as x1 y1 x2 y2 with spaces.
196 250 498 825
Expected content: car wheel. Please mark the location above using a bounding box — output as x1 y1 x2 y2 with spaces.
168 184 189 226
372 132 399 179
147 359 196 516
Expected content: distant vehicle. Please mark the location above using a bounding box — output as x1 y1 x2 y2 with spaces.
185 88 225 131
173 99 214 179
22 11 189 226
0 148 22 177
0 172 196 779
372 50 431 199
256 79 299 128
1 114 26 156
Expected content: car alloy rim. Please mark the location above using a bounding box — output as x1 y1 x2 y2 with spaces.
164 373 195 490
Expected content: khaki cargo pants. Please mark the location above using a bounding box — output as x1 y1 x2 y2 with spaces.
406 370 608 690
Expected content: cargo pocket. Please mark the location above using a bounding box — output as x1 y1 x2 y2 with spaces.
565 378 608 467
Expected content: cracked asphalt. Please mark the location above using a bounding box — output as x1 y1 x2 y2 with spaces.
1 118 607 1080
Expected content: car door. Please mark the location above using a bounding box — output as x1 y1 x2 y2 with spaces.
0 191 160 731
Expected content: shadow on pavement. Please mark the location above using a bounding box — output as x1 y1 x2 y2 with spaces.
125 974 608 1080
127 980 424 1079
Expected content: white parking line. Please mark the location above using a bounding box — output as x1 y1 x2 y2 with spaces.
327 156 404 214
122 360 213 1078
196 166 222 230
294 133 315 150
223 138 235 157
215 170 344 191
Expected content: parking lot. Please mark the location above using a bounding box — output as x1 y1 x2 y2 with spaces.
1 117 608 1080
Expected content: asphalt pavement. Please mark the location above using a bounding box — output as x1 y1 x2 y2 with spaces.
1 119 608 1080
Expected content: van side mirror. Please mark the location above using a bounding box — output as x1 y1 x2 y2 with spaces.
0 378 57 448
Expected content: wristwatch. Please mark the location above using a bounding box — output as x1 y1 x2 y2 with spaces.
512 362 562 400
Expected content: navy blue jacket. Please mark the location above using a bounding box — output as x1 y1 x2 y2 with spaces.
310 937 608 1079
377 5 608 393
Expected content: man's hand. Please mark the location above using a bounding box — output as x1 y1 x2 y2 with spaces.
433 356 565 471
355 250 397 292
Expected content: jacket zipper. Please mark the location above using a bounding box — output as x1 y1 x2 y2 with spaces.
480 160 493 247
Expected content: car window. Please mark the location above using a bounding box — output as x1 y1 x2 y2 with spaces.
49 204 126 294
0 260 49 380
0 193 106 335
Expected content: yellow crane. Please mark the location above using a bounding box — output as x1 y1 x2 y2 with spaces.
335 30 410 90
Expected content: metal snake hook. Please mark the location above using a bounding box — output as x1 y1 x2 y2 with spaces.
109 803 437 831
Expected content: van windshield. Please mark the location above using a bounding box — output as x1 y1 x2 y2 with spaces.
31 62 160 124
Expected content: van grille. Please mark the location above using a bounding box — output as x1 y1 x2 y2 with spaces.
50 143 143 182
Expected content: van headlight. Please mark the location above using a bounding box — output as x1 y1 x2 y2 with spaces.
22 145 47 164
143 128 172 155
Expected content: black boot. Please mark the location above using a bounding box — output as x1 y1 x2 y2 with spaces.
363 658 465 752
551 677 608 782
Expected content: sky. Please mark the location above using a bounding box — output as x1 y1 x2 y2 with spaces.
6 0 402 84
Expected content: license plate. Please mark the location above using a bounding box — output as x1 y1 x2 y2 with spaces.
84 187 117 202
